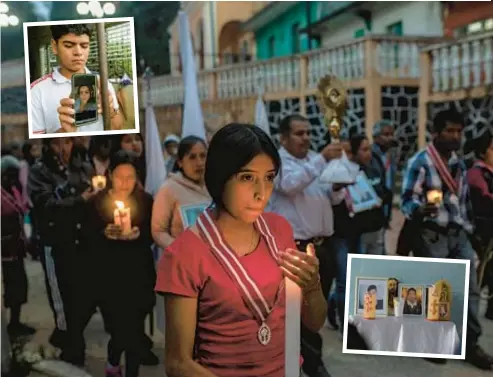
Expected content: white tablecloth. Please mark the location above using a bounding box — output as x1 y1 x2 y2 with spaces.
349 315 460 354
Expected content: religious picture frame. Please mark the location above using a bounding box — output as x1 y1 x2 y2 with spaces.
347 171 382 214
179 202 210 229
355 277 388 317
399 284 425 317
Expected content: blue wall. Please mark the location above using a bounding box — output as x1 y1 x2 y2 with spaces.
348 257 468 339
255 2 321 60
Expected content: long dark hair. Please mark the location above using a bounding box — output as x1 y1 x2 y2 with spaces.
172 135 207 173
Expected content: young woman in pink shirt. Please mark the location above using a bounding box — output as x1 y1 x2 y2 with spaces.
155 123 327 377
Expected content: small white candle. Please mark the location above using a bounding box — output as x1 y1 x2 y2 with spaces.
92 175 107 191
114 200 132 234
285 276 301 376
427 189 443 205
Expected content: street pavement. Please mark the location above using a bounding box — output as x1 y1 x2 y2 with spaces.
23 210 492 377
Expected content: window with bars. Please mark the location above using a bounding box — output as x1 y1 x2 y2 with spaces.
38 22 134 80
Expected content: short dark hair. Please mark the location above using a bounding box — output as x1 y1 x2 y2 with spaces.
407 288 417 295
109 149 138 172
367 285 377 292
279 114 309 136
172 136 207 173
472 128 493 159
50 24 93 42
205 123 281 210
432 109 464 134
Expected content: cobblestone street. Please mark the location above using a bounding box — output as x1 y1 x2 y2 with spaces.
21 211 493 377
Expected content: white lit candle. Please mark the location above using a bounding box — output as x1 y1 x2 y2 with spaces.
285 259 301 376
92 175 107 191
427 189 443 205
114 200 131 234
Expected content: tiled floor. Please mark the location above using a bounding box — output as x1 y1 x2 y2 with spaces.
23 210 492 377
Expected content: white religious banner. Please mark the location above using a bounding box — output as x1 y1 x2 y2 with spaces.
144 105 168 336
178 10 206 140
255 93 271 137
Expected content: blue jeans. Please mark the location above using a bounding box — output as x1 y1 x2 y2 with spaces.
332 236 363 327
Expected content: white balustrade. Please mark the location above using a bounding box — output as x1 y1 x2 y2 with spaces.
139 34 493 106
374 38 426 78
306 41 365 88
424 31 493 93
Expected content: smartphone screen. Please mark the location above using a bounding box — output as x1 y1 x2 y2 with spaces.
72 73 98 126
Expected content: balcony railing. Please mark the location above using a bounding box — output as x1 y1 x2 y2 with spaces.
421 30 493 94
141 35 446 107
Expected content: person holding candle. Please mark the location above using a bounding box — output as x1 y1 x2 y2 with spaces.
112 133 146 186
156 123 327 377
110 133 158 365
401 110 493 370
78 150 155 377
467 129 493 320
151 135 210 249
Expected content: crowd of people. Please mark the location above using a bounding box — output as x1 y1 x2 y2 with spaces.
1 110 493 377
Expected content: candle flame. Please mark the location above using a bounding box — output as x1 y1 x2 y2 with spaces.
115 201 124 210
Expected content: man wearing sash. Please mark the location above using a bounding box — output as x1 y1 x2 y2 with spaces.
269 115 344 377
401 109 492 370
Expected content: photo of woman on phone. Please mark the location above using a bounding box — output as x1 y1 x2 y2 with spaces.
74 85 98 113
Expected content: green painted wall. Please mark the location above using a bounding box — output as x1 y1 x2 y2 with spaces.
255 2 321 60
255 1 356 60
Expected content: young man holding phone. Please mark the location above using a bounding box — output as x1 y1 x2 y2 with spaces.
30 24 124 134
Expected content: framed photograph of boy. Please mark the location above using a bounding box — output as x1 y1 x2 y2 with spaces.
347 171 382 214
355 277 388 316
399 284 425 316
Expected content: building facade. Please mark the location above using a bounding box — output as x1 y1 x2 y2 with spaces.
313 1 444 46
242 1 324 60
168 1 268 74
443 1 493 37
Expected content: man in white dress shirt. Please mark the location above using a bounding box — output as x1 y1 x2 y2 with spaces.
30 24 124 135
269 114 344 377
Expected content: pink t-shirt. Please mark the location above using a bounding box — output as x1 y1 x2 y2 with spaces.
155 212 296 377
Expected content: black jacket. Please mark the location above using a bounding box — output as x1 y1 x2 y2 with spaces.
88 188 156 312
27 153 88 251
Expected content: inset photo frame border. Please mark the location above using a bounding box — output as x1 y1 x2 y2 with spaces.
343 254 470 360
23 17 140 139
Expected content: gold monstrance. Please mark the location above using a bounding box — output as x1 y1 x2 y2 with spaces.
317 74 348 143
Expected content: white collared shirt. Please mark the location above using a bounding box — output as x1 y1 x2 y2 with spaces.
30 66 119 134
268 147 345 240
